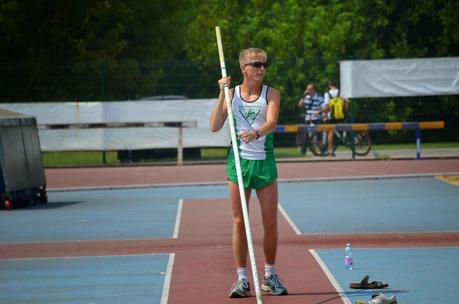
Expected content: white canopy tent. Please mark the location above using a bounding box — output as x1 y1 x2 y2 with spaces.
340 57 459 98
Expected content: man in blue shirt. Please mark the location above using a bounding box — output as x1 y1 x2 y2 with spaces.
297 83 323 155
298 83 324 124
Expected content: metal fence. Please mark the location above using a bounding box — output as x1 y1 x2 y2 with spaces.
1 60 458 164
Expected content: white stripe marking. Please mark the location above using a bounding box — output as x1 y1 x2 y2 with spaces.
160 253 175 304
309 249 352 304
278 203 301 235
173 199 183 239
278 172 459 184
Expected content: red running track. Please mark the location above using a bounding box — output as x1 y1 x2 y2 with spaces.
46 159 459 189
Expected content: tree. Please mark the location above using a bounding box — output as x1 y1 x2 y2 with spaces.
1 0 458 142
0 0 188 101
183 0 459 130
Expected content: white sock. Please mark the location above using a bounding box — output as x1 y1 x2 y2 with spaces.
264 264 276 277
237 267 248 281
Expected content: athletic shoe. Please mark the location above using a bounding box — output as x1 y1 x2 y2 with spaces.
261 274 288 295
229 278 251 298
355 293 397 304
369 293 397 304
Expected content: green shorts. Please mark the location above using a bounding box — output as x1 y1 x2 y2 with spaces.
227 149 277 189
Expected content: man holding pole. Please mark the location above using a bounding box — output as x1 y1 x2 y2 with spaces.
210 47 288 298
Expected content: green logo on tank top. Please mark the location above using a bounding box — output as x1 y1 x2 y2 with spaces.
239 108 260 125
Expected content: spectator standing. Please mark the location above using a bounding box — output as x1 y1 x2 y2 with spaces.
319 80 350 155
297 83 324 155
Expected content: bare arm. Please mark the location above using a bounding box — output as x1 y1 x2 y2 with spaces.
209 77 231 132
298 91 306 108
261 87 281 135
345 97 350 113
316 105 329 115
316 93 330 115
298 98 304 108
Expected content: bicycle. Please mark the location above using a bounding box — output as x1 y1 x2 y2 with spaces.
308 127 372 157
297 119 321 156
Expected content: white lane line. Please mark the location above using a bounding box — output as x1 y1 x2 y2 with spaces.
160 253 175 304
309 249 352 304
173 199 183 239
278 203 301 235
278 172 459 184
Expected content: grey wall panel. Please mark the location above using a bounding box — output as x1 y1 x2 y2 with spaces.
0 109 46 195
0 127 30 191
21 125 46 187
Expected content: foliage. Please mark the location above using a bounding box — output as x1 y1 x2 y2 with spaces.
0 0 188 100
0 0 458 141
182 0 459 125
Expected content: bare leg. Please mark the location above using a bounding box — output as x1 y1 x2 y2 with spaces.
228 181 252 268
256 180 278 265
328 131 334 151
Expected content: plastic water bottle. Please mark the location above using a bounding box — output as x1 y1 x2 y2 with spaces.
344 243 353 270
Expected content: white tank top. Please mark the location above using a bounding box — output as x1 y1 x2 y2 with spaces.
232 84 274 160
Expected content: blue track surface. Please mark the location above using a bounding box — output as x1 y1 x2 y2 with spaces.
316 247 459 303
279 177 459 234
0 254 170 304
1 178 458 303
2 178 458 242
0 186 228 243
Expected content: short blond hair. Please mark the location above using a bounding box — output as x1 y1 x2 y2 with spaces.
239 48 267 66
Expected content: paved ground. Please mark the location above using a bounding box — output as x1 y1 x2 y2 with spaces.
1 158 459 304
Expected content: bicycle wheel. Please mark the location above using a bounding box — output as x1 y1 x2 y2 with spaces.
308 132 329 156
298 132 308 155
353 131 372 156
329 132 342 157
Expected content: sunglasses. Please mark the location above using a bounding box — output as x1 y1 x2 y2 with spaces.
244 61 268 68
